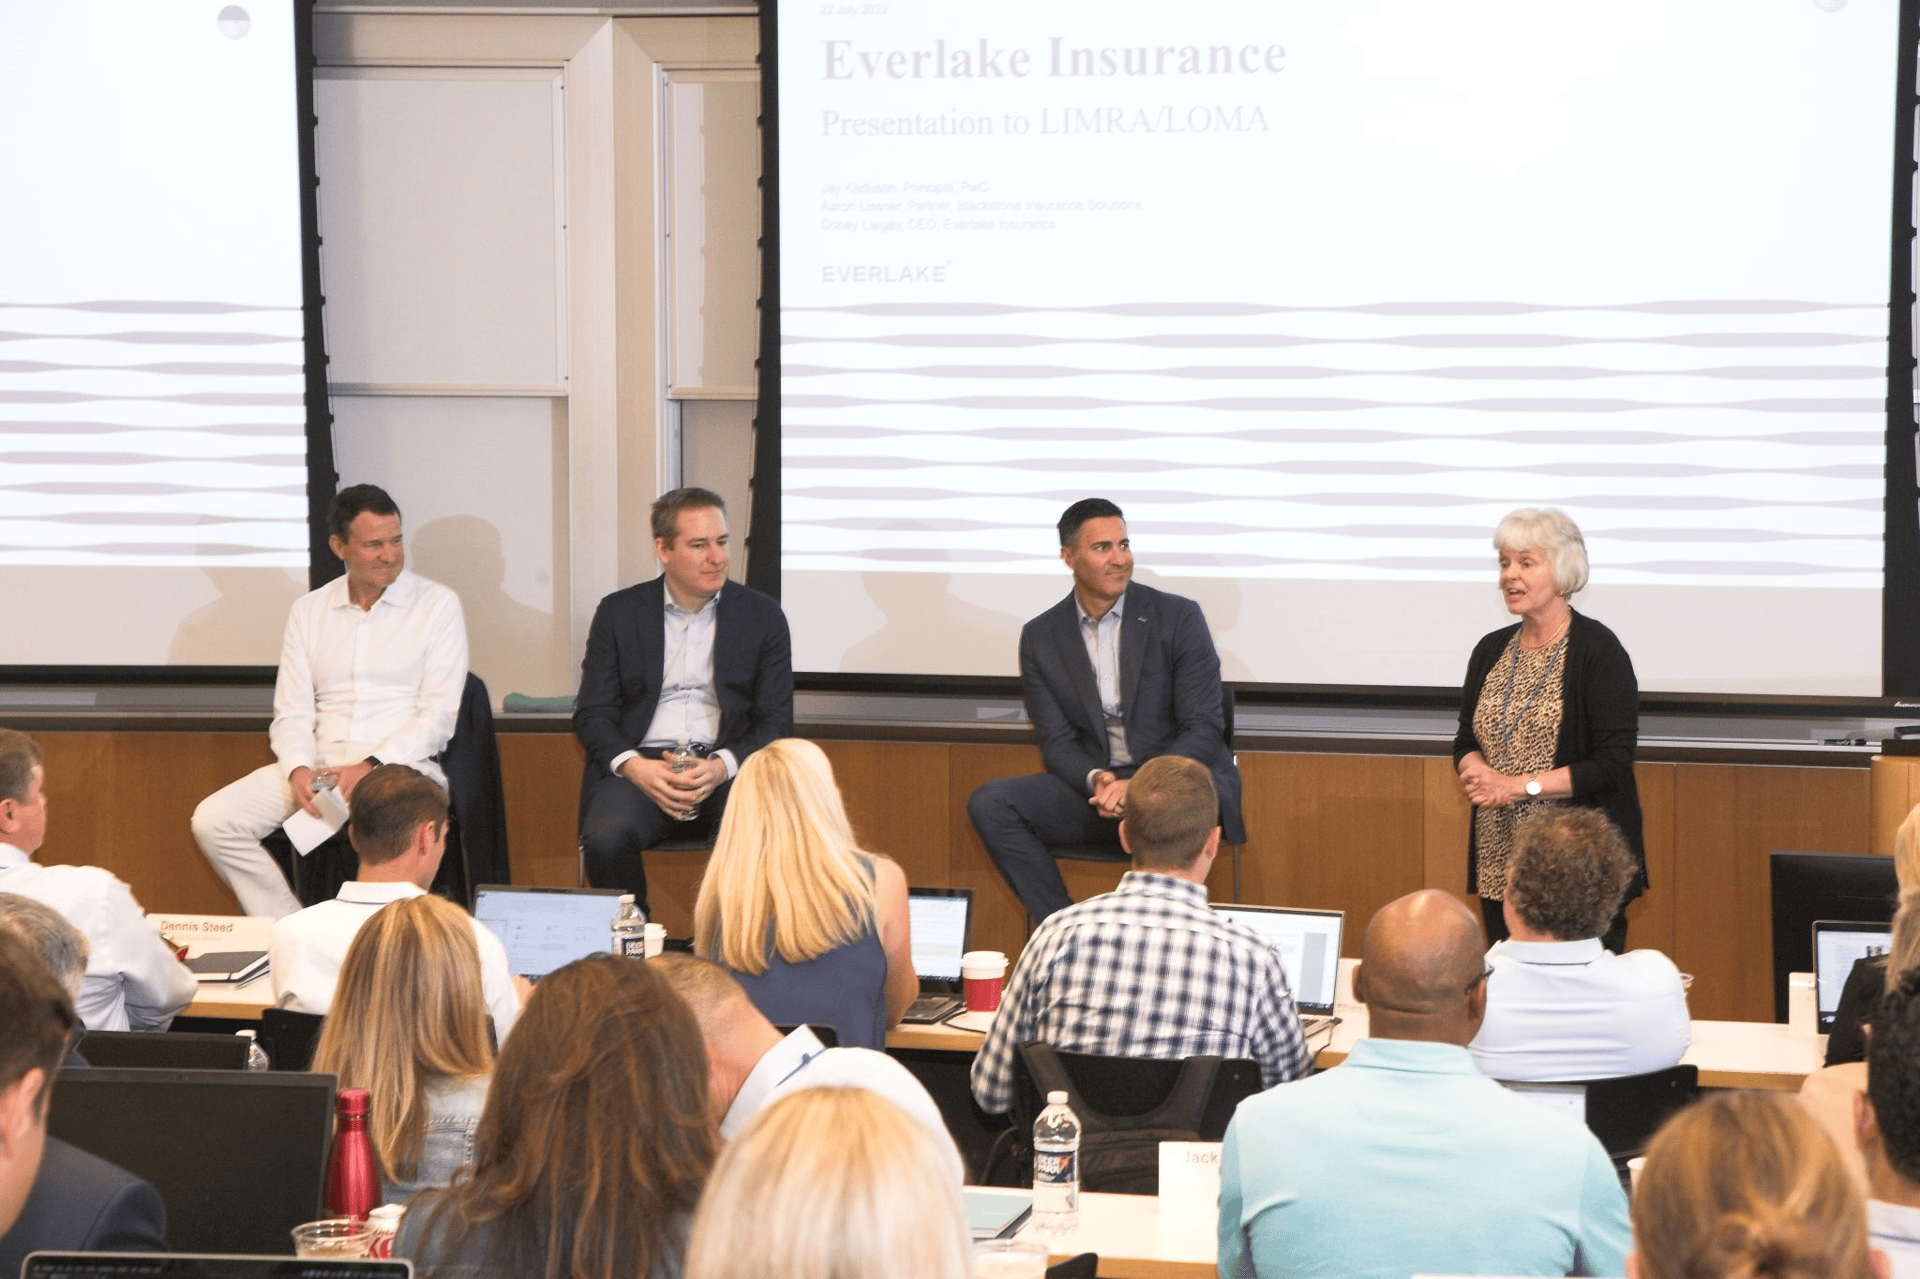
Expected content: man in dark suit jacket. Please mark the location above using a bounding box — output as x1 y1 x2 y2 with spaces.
574 488 794 910
0 1137 166 1274
967 498 1244 921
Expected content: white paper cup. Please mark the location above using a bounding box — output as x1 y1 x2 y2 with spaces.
643 922 666 957
962 949 1009 1012
1628 1155 1648 1194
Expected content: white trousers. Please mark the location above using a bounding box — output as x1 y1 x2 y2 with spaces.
190 763 305 918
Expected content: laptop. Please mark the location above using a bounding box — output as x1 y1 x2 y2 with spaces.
1813 918 1893 1032
901 886 974 1024
25 1256 410 1279
473 885 626 979
1212 904 1345 1036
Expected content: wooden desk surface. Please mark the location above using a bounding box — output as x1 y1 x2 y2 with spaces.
149 913 276 1020
967 1190 1211 1279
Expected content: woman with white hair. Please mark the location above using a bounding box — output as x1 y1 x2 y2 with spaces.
1453 508 1643 951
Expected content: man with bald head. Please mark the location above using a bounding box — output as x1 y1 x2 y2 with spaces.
1219 889 1630 1279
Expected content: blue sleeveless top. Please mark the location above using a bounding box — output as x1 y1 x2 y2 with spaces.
726 860 888 1050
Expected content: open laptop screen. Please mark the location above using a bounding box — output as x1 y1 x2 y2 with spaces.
25 1255 411 1279
1212 905 1344 1014
473 885 625 978
908 887 972 985
1814 919 1892 1027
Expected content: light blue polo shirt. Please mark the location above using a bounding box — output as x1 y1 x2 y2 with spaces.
1218 1038 1630 1279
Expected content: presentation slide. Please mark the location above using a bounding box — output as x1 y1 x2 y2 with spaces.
0 1 312 667
778 0 1898 695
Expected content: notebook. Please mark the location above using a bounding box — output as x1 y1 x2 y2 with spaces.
472 885 627 979
1813 918 1893 1032
901 886 974 1024
24 1256 410 1279
1212 904 1345 1033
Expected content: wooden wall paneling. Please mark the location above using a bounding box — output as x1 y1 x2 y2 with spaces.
1239 753 1427 955
1626 762 1677 961
947 743 1048 963
1420 756 1471 899
496 734 584 888
817 740 952 887
33 731 272 916
1669 763 1870 1023
1870 756 1920 858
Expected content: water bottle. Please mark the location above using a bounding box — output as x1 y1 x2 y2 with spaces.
611 894 647 957
325 1088 380 1220
1031 1089 1081 1236
668 744 702 820
236 1028 270 1071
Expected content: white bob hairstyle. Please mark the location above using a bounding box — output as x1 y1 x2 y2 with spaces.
1493 508 1589 597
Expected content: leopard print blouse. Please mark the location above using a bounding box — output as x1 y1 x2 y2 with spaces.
1470 633 1567 898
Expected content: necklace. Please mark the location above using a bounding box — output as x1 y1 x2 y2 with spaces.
1497 629 1567 763
1518 612 1571 652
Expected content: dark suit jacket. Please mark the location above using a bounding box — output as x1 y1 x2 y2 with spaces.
1020 581 1245 844
1453 609 1645 899
0 1137 166 1274
573 577 795 780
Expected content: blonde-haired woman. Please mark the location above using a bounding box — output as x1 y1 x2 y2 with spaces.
693 738 913 1048
683 1088 971 1279
1630 1091 1886 1279
311 894 494 1204
1454 507 1644 951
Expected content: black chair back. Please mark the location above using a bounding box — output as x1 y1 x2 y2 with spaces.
78 1030 249 1071
1048 1255 1098 1279
1501 1064 1699 1178
773 1023 841 1047
258 1007 327 1071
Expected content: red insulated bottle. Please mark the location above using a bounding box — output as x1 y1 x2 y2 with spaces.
324 1088 379 1220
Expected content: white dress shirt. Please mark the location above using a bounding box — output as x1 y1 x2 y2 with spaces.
720 1025 964 1183
610 587 739 781
1470 936 1691 1081
270 570 468 784
0 842 196 1032
1872 1198 1920 1279
268 880 521 1042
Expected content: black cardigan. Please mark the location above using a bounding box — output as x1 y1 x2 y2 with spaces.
1452 609 1646 901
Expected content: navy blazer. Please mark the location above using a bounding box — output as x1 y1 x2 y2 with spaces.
0 1137 166 1275
1020 581 1245 844
573 577 795 779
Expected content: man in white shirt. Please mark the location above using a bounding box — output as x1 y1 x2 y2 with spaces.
1470 806 1689 1081
0 731 195 1033
269 764 523 1040
651 952 964 1183
192 484 469 917
1860 971 1920 1279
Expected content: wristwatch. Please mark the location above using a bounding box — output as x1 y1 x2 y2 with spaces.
1524 774 1543 797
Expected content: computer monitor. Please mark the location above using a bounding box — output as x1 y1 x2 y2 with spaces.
1769 850 1898 1023
1814 919 1894 1031
47 1069 335 1255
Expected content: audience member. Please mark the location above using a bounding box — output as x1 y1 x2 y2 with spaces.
1632 1091 1880 1279
1859 971 1920 1276
1219 889 1630 1279
396 955 715 1279
650 953 963 1183
683 1088 972 1279
269 765 523 1039
192 483 468 917
971 754 1307 1116
0 730 194 1032
0 929 165 1273
693 738 912 1049
311 895 494 1205
1470 806 1689 1080
0 895 88 1068
1829 802 1920 1065
573 486 794 915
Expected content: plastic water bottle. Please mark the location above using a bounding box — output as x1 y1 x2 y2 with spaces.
668 744 702 820
236 1028 269 1071
1032 1089 1081 1236
611 894 647 957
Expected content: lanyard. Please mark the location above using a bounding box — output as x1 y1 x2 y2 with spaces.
1497 633 1567 765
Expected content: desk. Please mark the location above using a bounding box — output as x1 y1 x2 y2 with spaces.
1009 1191 1210 1279
148 913 275 1020
885 958 1828 1092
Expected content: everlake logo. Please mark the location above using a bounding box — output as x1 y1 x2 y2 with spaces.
821 264 949 283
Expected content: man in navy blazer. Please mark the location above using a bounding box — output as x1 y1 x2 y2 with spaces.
0 1137 166 1274
573 488 794 910
968 498 1245 921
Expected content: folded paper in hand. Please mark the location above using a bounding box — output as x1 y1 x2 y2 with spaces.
281 785 349 856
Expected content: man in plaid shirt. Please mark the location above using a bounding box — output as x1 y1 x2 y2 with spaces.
970 755 1309 1114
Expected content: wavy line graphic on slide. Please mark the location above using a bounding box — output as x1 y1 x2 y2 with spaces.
789 426 1882 445
0 300 298 314
785 394 1878 412
0 361 302 376
785 456 1878 477
0 330 294 345
781 487 1883 509
783 364 1880 380
789 517 1869 542
786 300 1884 317
784 332 1879 348
779 546 1867 575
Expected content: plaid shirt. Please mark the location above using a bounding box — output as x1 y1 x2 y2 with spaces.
970 872 1310 1114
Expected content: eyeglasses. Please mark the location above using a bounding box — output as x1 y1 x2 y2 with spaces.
1467 964 1494 995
